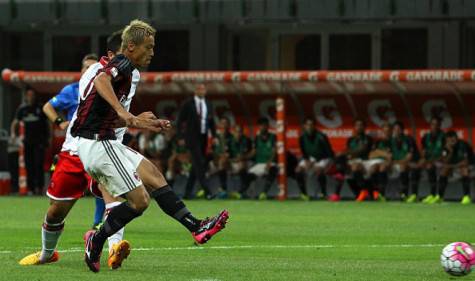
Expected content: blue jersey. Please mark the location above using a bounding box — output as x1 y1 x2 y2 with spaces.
48 82 79 121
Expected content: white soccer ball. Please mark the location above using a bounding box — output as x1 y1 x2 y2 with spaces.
440 242 475 276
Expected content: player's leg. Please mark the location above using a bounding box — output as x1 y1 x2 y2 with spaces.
436 165 450 203
423 161 438 203
295 160 309 199
96 184 130 270
260 164 277 199
459 165 471 204
397 163 411 201
19 199 75 265
315 164 327 199
409 161 422 202
92 197 105 229
217 154 229 197
137 157 229 244
19 152 86 266
86 185 148 272
375 162 389 201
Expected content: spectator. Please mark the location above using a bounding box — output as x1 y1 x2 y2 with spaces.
295 117 334 201
421 117 446 204
176 83 216 199
390 121 417 202
364 122 393 201
439 131 473 204
240 117 277 200
10 88 49 195
166 137 192 189
228 125 253 199
137 130 166 171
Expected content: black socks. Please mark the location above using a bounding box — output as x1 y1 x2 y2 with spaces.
150 185 201 232
93 202 142 246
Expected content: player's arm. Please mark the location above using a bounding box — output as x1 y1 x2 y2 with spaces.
93 73 160 131
44 85 78 129
43 102 69 130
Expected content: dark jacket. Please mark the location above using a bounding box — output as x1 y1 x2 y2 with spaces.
176 97 215 146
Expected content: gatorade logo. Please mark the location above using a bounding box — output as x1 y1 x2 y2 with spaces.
422 99 453 129
368 99 397 127
314 99 342 128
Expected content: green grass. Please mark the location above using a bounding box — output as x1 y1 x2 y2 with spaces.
1 197 475 281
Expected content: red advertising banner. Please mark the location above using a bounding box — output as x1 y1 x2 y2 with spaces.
351 94 409 139
406 94 467 146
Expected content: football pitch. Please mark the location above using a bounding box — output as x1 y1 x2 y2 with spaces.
1 197 474 281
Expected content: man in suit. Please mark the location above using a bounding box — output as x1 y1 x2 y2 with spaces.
176 83 215 199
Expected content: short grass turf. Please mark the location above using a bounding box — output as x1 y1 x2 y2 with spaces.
1 197 475 281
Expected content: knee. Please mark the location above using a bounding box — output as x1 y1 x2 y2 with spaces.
129 192 150 213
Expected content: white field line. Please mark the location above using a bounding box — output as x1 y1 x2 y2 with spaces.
0 243 449 255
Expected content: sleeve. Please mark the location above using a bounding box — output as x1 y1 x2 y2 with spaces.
99 54 133 82
48 84 75 110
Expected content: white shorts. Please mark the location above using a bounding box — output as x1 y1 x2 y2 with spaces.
297 157 332 170
78 138 144 197
248 163 275 177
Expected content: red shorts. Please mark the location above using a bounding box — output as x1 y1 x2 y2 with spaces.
47 151 101 200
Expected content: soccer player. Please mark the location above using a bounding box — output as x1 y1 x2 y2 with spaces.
363 122 393 201
43 53 107 230
343 118 373 200
228 125 253 199
71 20 228 273
209 116 234 196
439 131 473 204
295 117 334 200
19 32 131 269
238 117 277 200
390 121 418 202
420 117 446 204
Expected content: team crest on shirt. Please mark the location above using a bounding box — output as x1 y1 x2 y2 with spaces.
110 67 119 78
133 171 139 181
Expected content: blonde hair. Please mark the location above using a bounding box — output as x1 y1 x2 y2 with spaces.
121 19 156 51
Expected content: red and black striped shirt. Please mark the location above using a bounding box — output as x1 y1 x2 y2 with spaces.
72 54 136 140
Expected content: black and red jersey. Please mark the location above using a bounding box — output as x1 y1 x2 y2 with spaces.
72 54 138 140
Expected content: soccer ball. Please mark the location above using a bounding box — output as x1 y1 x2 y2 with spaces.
440 242 475 276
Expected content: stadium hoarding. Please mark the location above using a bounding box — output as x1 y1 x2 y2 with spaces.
3 69 475 199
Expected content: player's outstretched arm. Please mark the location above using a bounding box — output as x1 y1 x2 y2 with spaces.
43 102 69 130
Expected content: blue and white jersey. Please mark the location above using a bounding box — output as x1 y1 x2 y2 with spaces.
48 82 79 121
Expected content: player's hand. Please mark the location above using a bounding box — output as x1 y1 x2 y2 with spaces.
157 119 172 130
137 111 158 120
59 121 70 130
